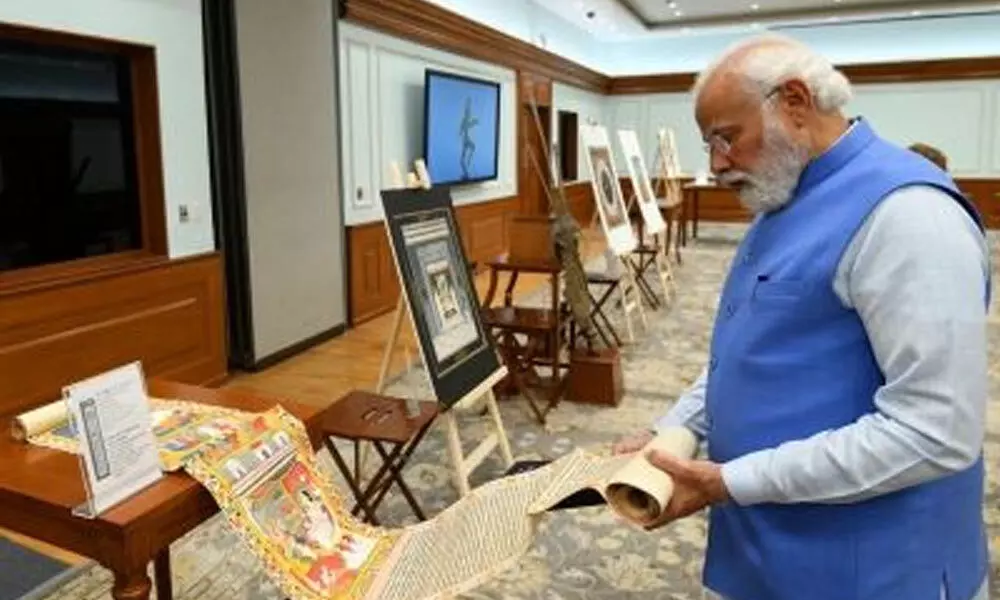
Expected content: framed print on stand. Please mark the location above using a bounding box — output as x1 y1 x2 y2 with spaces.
379 186 513 496
579 124 648 342
618 129 676 303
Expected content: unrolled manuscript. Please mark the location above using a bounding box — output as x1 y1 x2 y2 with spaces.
14 398 696 599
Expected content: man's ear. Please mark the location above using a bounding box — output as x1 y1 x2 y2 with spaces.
777 79 813 126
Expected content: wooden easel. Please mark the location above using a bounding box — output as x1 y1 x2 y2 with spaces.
653 128 685 266
578 126 648 344
618 130 676 306
370 160 514 498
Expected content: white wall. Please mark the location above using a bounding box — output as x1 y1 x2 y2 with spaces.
551 82 608 183
235 0 346 359
605 79 1000 179
422 0 603 71
0 0 215 259
339 22 518 226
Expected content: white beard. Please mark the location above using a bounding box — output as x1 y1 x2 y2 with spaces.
718 113 810 214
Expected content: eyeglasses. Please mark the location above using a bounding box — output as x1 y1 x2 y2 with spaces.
702 86 782 157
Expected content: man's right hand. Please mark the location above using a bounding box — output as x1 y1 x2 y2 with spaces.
612 429 656 455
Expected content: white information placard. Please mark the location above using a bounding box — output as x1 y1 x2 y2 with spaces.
65 362 164 518
580 124 638 256
618 129 666 236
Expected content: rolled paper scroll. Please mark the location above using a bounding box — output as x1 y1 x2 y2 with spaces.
11 399 68 441
604 427 698 528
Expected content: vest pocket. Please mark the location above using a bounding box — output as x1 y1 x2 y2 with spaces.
751 279 811 305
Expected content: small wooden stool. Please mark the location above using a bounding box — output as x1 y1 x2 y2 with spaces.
580 272 623 348
321 391 438 525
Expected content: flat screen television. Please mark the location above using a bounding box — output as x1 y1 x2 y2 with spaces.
422 69 500 187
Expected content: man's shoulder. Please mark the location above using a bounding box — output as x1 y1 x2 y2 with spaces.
834 184 989 304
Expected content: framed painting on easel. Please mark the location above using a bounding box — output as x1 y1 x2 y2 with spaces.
380 187 499 408
580 124 637 256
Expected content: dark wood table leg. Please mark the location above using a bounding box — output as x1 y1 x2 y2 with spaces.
154 549 172 600
112 566 152 600
693 193 700 239
324 438 381 524
370 441 427 520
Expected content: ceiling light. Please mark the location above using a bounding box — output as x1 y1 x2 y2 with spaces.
667 0 677 7
674 9 683 16
911 9 922 15
750 3 760 10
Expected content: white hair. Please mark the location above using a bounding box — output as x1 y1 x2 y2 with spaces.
692 33 852 112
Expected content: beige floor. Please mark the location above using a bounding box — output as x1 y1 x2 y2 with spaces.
3 228 610 568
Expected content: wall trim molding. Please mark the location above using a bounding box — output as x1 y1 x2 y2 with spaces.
342 1 1000 96
609 57 1000 95
342 0 609 93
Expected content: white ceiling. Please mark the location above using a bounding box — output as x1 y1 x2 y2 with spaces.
534 0 1000 38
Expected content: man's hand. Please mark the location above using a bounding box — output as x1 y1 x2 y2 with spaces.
643 450 730 530
612 430 655 455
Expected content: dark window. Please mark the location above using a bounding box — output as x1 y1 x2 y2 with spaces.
0 38 141 272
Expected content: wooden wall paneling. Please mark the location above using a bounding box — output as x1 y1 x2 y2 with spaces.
347 222 400 325
342 0 609 93
0 253 227 418
347 196 520 325
564 182 595 227
456 197 518 265
958 179 1000 229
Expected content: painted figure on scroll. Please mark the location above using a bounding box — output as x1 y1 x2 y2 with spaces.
614 33 991 600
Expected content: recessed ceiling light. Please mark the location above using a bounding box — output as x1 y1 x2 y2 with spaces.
674 9 683 16
667 0 677 7
911 9 922 15
750 3 760 10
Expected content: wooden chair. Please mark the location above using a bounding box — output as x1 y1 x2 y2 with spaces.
480 254 570 425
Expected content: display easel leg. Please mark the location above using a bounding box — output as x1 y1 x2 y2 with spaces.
442 368 514 497
617 255 647 343
654 232 676 303
376 297 407 394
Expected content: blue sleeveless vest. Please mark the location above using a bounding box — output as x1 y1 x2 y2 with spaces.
702 119 990 600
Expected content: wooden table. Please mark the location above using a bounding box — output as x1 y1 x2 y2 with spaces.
682 181 711 244
0 379 326 600
321 390 438 525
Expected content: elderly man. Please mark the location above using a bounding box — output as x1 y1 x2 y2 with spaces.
614 34 992 600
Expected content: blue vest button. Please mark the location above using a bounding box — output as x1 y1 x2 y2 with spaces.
710 356 719 371
726 304 735 317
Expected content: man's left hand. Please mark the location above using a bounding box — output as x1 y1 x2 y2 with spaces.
643 450 730 530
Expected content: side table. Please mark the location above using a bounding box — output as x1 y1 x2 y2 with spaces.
321 391 438 525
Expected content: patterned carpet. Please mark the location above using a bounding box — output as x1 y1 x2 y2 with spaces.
38 224 1000 599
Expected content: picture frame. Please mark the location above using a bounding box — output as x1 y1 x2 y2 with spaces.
380 187 501 408
618 129 666 236
580 124 637 256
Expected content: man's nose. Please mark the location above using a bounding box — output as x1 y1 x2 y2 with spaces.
709 146 731 174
